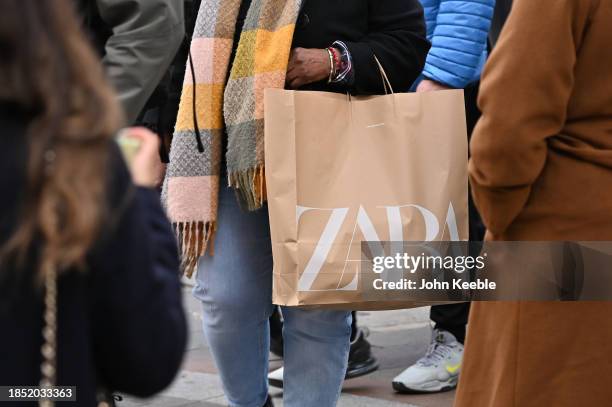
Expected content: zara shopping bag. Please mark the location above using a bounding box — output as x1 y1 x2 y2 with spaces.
264 81 468 309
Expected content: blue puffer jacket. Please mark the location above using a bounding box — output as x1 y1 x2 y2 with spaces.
417 0 495 88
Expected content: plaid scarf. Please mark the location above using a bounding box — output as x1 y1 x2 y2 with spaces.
162 0 303 277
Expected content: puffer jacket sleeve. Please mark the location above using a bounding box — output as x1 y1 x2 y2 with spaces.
423 0 495 88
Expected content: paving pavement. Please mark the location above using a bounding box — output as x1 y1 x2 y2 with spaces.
121 287 455 407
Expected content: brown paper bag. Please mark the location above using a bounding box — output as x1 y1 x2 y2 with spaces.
264 86 468 310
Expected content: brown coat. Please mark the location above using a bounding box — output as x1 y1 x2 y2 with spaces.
456 0 612 406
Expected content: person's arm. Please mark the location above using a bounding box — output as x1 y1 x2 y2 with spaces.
420 0 495 90
285 0 430 94
89 138 186 397
343 0 430 94
96 0 185 123
469 0 595 236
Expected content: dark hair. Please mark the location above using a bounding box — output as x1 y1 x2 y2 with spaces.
0 0 123 275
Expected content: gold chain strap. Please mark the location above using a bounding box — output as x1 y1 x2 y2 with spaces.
38 266 111 407
39 264 57 407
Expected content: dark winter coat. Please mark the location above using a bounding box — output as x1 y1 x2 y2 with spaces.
0 105 187 406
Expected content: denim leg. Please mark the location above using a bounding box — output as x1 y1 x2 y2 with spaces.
282 308 352 407
193 185 274 407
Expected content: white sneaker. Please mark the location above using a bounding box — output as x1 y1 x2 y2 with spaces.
268 366 284 389
392 329 464 393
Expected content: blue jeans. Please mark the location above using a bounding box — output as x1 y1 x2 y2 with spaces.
194 184 352 407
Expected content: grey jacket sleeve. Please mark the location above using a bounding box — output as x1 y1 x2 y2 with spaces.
96 0 185 123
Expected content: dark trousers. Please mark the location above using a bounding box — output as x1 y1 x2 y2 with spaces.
430 82 484 345
431 303 471 343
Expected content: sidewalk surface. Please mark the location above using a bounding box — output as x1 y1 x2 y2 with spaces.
122 287 455 407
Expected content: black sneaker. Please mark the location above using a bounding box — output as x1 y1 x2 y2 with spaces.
346 329 379 379
268 329 378 388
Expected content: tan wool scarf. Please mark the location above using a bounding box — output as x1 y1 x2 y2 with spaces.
162 0 303 277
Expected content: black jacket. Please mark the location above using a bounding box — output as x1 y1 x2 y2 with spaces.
293 0 430 94
144 0 430 163
0 106 187 406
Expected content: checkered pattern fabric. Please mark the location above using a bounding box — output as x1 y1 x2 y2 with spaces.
163 0 302 277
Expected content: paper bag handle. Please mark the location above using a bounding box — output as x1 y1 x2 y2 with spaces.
374 55 395 95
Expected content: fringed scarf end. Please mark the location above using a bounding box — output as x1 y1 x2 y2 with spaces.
174 221 217 278
228 165 267 211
